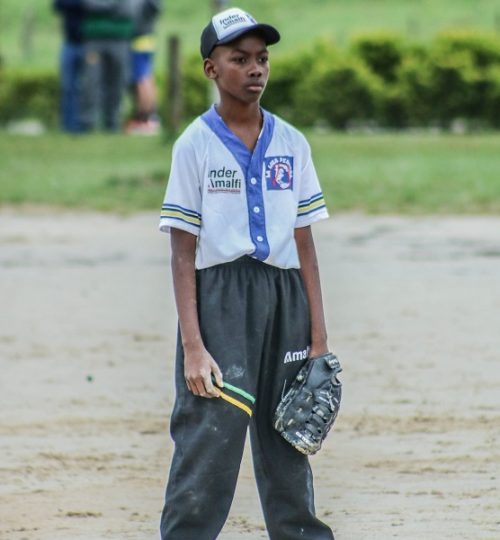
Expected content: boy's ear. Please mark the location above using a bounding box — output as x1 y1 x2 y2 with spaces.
204 58 218 80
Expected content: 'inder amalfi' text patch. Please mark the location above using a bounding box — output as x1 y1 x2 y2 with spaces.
207 166 242 194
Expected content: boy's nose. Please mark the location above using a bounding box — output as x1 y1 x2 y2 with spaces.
248 60 263 77
249 67 263 78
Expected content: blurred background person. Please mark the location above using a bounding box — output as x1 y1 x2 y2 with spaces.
53 0 85 133
80 0 134 132
125 0 162 135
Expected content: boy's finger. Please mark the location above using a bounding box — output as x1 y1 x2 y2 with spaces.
212 364 224 388
215 371 224 388
203 374 220 398
193 379 207 397
185 379 194 394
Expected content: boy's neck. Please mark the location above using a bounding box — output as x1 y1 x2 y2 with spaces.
216 101 262 128
215 101 263 151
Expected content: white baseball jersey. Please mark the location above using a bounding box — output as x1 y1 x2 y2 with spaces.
159 106 329 269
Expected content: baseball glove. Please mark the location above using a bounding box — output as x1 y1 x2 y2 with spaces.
273 352 342 455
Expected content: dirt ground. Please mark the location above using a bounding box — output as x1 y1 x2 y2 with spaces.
1 209 499 540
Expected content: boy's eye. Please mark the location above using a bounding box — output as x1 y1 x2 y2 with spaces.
230 55 268 64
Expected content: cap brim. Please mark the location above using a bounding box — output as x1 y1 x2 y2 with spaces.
217 23 280 48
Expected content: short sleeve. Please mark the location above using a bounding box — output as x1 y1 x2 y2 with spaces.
159 138 202 235
295 141 329 228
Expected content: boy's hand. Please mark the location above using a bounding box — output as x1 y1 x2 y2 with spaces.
183 347 223 398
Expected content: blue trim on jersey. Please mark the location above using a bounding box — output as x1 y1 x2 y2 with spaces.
298 192 324 208
201 106 274 261
202 106 251 176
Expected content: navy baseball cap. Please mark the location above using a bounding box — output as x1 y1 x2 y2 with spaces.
200 7 280 59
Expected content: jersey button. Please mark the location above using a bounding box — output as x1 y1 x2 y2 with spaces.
250 177 257 185
253 206 260 213
256 235 263 242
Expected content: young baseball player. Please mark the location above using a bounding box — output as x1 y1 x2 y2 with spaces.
159 7 334 540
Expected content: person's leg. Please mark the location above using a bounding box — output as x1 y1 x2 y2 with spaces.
250 267 335 540
160 336 250 540
125 51 160 134
160 259 271 540
136 76 157 118
79 40 101 131
102 40 129 131
60 42 83 132
134 52 157 119
128 49 140 119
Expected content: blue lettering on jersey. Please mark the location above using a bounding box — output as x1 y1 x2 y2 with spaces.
265 156 294 191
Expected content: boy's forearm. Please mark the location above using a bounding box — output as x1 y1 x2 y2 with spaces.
170 229 204 352
295 226 329 356
170 229 223 398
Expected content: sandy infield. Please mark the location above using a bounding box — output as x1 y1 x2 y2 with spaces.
1 209 499 540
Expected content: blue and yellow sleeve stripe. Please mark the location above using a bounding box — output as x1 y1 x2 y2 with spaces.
297 192 327 217
160 204 201 229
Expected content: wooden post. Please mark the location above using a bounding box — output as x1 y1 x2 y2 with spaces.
209 0 228 104
167 35 182 136
0 1 3 68
21 7 35 61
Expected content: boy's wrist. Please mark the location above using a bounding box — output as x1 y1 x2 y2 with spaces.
309 335 329 358
182 337 205 354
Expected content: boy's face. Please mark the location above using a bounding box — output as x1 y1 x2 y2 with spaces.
204 33 269 105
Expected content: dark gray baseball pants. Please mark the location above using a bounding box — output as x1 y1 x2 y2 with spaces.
160 257 334 540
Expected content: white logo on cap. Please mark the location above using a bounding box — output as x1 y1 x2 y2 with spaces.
212 8 257 40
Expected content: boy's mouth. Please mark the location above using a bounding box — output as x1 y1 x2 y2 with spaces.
246 83 265 92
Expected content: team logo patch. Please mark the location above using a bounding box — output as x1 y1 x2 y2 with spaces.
265 156 294 191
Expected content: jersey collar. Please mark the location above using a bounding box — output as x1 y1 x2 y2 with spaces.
201 105 275 177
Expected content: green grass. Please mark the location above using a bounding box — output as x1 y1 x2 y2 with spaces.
2 0 500 70
0 133 170 212
310 132 500 213
1 131 499 214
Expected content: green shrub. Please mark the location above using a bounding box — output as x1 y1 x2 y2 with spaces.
394 37 500 128
397 49 479 127
378 85 410 128
350 35 427 128
427 49 478 124
261 45 319 119
182 53 209 119
293 52 382 129
350 31 405 83
2 30 500 130
396 53 434 126
416 31 500 126
0 70 59 127
483 66 500 128
433 30 500 68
